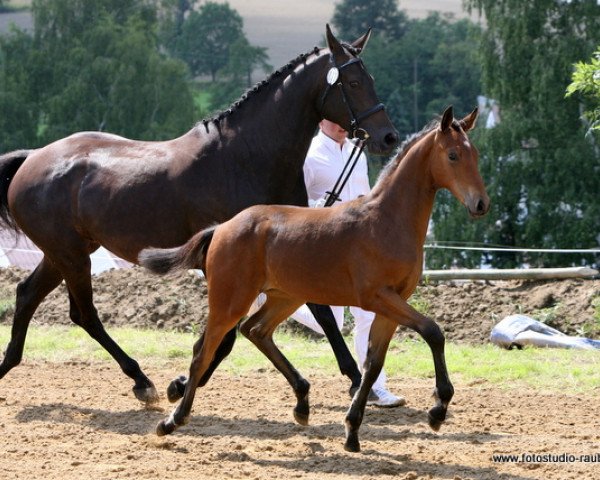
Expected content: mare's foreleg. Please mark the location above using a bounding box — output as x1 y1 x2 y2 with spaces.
306 302 362 395
240 297 310 425
0 258 63 379
166 327 237 403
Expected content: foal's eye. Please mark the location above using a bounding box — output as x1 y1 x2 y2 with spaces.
448 151 458 161
349 80 360 88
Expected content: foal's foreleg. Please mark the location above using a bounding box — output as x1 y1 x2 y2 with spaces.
240 297 310 425
307 302 362 395
344 315 397 452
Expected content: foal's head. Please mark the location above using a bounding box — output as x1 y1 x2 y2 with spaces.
319 25 398 154
430 106 490 218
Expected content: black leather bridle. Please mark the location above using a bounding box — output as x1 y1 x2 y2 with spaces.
320 55 386 141
320 54 385 206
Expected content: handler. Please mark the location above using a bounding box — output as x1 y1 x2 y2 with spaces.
289 119 405 408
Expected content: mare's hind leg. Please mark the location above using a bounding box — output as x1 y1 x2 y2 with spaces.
0 257 63 379
240 295 309 425
59 253 158 403
306 303 362 396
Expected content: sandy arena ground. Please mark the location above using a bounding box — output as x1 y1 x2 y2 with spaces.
0 360 598 480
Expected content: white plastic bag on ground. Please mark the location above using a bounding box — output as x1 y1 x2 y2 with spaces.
490 314 600 350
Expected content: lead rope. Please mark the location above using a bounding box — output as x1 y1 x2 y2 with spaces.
323 137 367 207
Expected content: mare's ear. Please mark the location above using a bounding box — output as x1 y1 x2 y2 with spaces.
351 28 372 53
326 24 346 60
440 105 454 132
459 107 479 131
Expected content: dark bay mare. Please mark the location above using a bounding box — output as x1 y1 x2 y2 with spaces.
0 25 398 404
139 106 489 450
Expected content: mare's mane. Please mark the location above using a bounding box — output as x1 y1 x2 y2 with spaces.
195 42 363 133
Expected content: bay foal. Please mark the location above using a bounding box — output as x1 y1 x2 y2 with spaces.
140 106 489 451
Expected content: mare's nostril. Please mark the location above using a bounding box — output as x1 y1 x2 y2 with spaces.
476 199 486 213
384 132 398 146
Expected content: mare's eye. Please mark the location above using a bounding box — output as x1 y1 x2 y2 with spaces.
448 152 458 161
349 80 360 88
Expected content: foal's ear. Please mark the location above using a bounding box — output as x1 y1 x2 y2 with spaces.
440 105 454 132
351 28 372 53
459 107 479 131
326 24 346 60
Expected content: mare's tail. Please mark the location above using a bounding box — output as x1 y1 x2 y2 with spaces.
138 226 217 275
0 149 35 232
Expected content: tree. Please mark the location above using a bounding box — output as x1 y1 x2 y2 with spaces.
0 0 195 147
361 13 482 139
566 47 600 136
0 28 38 151
173 1 245 80
332 0 408 42
428 0 600 269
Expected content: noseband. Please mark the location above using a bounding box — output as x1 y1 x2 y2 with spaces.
320 55 386 141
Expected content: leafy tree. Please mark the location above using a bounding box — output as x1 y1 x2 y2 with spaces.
173 1 245 80
332 0 408 42
566 47 600 136
0 0 195 147
0 28 38 151
428 0 600 269
362 13 482 139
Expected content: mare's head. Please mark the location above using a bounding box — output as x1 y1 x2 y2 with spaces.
430 106 490 218
320 25 398 154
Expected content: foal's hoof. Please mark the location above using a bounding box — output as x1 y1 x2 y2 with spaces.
167 375 187 403
427 405 447 432
156 419 177 437
134 385 160 404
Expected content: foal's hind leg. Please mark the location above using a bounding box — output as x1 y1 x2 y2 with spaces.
157 313 240 435
0 257 63 380
58 254 158 403
166 327 237 403
306 303 362 396
240 296 310 425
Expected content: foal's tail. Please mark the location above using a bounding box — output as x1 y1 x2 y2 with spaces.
138 226 217 275
0 149 35 232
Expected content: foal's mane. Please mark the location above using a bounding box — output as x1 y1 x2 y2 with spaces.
375 117 463 186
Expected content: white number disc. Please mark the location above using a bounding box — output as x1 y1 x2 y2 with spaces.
326 67 339 85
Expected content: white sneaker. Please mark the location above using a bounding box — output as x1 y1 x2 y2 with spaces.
367 387 406 408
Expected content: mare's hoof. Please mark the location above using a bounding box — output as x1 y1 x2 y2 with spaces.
344 436 361 453
156 419 176 437
293 408 309 426
167 375 187 403
427 405 447 432
134 385 160 404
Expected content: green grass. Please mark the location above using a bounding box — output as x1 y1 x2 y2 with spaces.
0 324 598 393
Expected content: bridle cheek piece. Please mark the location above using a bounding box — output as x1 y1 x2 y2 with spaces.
320 56 385 141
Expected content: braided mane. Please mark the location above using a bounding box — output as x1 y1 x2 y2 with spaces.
196 46 323 132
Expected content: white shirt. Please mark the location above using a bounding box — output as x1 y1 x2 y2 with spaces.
303 130 370 204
